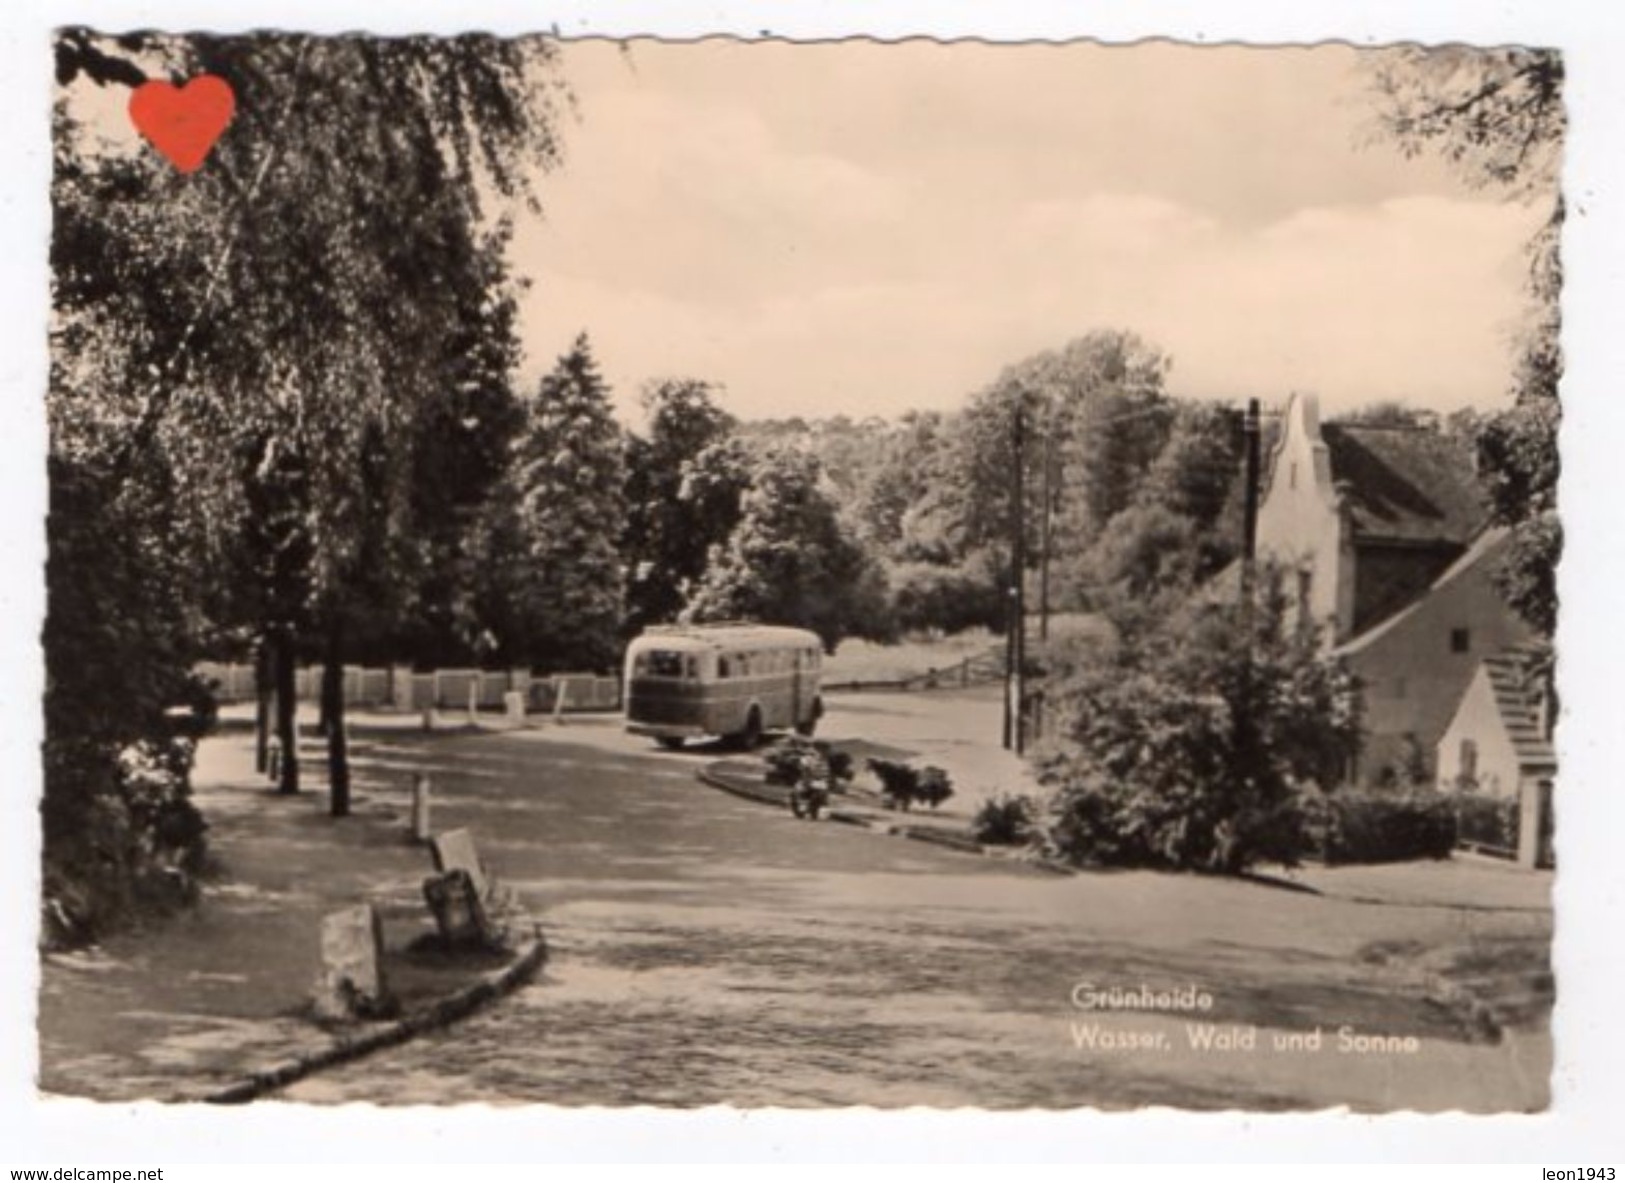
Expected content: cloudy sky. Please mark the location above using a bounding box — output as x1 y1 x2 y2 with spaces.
511 39 1552 424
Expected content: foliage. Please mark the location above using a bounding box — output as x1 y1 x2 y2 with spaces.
1035 567 1362 873
495 334 627 671
684 447 890 652
1068 400 1242 608
41 458 213 946
1366 47 1563 199
622 379 740 633
973 794 1038 846
1303 789 1457 865
885 557 1006 637
1455 792 1520 854
1368 46 1563 641
764 736 830 788
50 29 569 908
818 742 856 787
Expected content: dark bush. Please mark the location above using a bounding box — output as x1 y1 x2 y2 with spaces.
813 741 855 788
885 561 1005 637
868 758 955 811
765 737 829 788
1305 789 1457 865
868 758 916 809
1455 793 1519 854
43 458 213 948
916 766 954 810
973 794 1036 846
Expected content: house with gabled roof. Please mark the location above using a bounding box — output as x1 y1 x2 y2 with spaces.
1254 393 1533 785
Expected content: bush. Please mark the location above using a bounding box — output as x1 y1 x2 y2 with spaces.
1454 792 1519 853
885 561 1005 637
1034 564 1360 874
1304 789 1457 865
916 766 954 810
972 794 1037 846
43 459 214 948
867 758 953 811
814 741 855 788
765 737 829 787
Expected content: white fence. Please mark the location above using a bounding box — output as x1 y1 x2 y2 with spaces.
195 662 622 714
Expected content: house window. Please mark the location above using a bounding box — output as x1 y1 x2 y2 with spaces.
1450 628 1471 654
1458 739 1479 788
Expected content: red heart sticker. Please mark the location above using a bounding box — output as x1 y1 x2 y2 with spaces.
129 75 236 174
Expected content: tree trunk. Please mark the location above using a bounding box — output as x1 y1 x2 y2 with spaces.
272 627 300 795
325 618 351 818
253 636 271 774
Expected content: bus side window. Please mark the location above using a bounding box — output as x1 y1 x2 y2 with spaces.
684 656 698 680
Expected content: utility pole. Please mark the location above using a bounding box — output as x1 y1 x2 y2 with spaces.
1038 428 1055 644
1241 397 1261 599
1003 397 1028 755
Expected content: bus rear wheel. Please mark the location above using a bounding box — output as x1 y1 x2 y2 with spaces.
795 698 823 737
736 707 763 751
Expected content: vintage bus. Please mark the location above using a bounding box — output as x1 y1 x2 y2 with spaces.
623 623 824 749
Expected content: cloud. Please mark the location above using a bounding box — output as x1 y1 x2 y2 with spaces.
515 44 1553 423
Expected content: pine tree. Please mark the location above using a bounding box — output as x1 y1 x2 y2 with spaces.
506 334 627 671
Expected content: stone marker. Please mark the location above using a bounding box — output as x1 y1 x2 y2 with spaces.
422 868 490 947
312 903 393 1021
409 772 432 844
431 827 489 901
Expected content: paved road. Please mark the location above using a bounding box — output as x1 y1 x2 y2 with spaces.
269 703 1550 1111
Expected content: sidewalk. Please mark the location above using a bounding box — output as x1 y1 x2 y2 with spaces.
37 717 542 1102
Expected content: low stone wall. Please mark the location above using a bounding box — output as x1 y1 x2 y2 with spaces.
196 663 621 713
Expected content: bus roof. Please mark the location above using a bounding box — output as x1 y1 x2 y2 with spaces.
627 623 822 652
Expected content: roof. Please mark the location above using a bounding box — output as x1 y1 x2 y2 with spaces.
628 623 822 652
1480 652 1558 774
1320 423 1487 546
1333 527 1510 658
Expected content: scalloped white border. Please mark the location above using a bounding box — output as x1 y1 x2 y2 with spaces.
3 0 1621 1165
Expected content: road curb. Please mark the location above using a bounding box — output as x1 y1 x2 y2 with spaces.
194 924 549 1104
697 763 790 809
700 761 1077 876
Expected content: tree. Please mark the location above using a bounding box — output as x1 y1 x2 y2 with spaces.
622 379 739 633
51 29 568 855
1070 399 1244 606
1036 566 1362 874
499 334 627 672
684 448 889 652
393 260 529 668
1368 46 1563 638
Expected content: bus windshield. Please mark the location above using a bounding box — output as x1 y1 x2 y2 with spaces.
634 650 695 679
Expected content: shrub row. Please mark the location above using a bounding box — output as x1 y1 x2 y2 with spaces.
1303 789 1457 865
